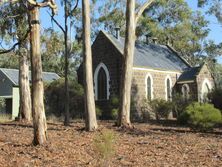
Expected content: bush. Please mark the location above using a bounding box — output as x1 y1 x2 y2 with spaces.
172 93 193 118
149 99 173 120
178 102 222 131
140 99 156 122
44 78 84 119
93 129 116 166
208 88 222 110
96 106 102 119
109 96 119 120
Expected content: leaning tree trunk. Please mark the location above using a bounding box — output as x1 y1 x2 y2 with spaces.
30 6 47 145
18 45 32 122
118 0 136 127
82 0 98 131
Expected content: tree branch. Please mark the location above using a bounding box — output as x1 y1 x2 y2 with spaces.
72 0 79 12
135 0 155 24
27 0 58 15
0 29 30 54
47 11 65 34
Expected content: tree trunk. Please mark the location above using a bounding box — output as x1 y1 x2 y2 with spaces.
82 0 98 131
29 7 47 145
64 0 70 126
18 45 32 122
118 0 136 127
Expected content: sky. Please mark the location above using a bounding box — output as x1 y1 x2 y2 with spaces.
39 0 222 63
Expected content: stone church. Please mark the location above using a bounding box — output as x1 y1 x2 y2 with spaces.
78 30 214 115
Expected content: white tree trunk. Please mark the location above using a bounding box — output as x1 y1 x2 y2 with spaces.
118 0 136 127
30 7 47 145
18 46 32 122
82 0 98 131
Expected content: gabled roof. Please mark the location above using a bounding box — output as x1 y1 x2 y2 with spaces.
0 68 60 86
98 30 190 72
177 65 203 83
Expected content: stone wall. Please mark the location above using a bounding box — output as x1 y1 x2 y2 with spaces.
196 64 214 101
91 32 122 118
132 68 181 101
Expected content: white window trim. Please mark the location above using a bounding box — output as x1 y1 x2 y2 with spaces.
201 78 212 100
94 62 110 100
145 73 154 100
165 75 172 101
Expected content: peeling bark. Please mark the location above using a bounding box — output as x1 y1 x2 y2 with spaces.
29 7 47 145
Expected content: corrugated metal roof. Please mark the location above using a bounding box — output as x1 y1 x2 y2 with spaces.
0 68 60 86
177 66 202 83
101 31 190 72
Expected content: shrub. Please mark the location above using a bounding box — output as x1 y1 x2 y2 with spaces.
179 102 222 131
93 129 116 165
96 106 102 119
109 96 119 120
208 88 222 110
111 108 118 119
172 93 193 118
44 78 84 119
140 99 156 122
149 99 173 120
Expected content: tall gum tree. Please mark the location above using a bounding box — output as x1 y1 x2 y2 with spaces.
118 0 155 127
82 0 98 131
0 1 32 122
27 0 57 145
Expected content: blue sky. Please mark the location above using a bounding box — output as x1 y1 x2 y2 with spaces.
40 0 222 63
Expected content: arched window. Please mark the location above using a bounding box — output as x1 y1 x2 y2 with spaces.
165 76 172 101
94 63 110 100
145 73 153 100
147 76 152 100
98 68 107 100
182 84 189 100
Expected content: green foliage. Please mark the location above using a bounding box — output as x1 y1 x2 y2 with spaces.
109 96 119 120
141 98 173 121
44 78 84 119
111 108 118 120
140 99 156 122
93 129 116 163
208 88 222 110
172 93 194 117
149 99 174 120
178 102 222 131
96 106 102 119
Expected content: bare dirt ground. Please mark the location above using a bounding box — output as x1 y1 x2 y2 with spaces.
0 120 222 167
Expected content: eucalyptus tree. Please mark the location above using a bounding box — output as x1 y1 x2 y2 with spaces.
82 0 98 131
28 0 57 145
198 0 222 24
1 0 58 145
118 0 155 127
0 1 32 122
49 0 80 126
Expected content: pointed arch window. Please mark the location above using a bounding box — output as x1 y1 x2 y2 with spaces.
98 68 107 100
94 62 110 100
145 74 153 100
147 76 152 100
165 76 172 101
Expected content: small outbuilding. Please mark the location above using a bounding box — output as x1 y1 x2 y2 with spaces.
0 68 60 119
